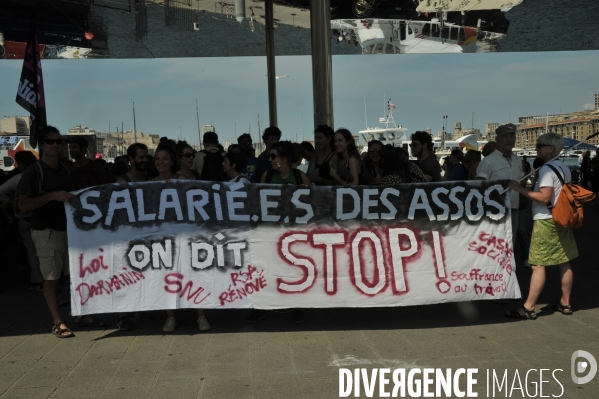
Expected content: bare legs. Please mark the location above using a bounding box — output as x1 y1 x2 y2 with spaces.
44 279 62 324
558 262 573 306
44 279 72 337
523 262 573 311
523 265 545 311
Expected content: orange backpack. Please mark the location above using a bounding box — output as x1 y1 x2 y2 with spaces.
545 164 596 229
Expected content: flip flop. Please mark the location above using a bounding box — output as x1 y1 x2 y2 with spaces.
52 323 75 338
505 306 537 320
551 303 573 315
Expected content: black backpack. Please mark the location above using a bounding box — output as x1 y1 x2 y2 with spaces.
200 149 227 182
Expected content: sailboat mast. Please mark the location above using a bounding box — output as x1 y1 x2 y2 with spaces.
195 99 201 146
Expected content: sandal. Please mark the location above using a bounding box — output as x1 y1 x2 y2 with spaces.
551 303 573 315
52 323 75 338
505 306 537 320
74 316 107 328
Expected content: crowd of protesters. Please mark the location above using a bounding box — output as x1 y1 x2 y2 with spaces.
0 122 596 337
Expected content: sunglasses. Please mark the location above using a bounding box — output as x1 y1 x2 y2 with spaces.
536 143 552 150
269 153 279 160
181 152 195 158
368 148 382 153
43 139 63 145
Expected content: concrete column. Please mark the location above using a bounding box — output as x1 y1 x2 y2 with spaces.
265 0 277 127
310 0 334 129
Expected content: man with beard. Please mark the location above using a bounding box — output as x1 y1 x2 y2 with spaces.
117 143 151 184
68 136 109 190
410 131 443 182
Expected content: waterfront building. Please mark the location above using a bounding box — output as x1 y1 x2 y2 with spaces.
1 116 30 136
516 115 599 149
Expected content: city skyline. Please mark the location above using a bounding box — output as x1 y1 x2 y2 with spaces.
1 51 599 146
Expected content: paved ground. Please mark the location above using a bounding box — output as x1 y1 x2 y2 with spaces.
1 204 599 399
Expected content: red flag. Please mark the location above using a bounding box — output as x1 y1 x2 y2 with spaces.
15 20 46 148
389 103 396 109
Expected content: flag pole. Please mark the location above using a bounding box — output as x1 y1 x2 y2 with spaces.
15 18 46 148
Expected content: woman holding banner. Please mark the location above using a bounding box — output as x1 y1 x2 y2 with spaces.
329 128 361 187
506 133 578 320
248 141 308 324
153 144 212 332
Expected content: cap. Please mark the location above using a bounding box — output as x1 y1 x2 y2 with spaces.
496 123 517 135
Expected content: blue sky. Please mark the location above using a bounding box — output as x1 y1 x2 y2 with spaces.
1 50 598 145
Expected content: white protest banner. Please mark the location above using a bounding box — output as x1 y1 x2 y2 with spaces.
66 180 521 316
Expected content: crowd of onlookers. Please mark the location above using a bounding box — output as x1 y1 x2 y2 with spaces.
0 123 597 337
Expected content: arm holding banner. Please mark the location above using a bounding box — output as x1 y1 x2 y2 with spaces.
508 180 553 204
329 155 360 186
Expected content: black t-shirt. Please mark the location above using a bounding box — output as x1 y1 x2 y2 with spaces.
418 153 443 182
17 160 75 231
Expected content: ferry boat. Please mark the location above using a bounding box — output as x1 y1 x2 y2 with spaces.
333 16 506 54
358 99 408 146
357 99 486 158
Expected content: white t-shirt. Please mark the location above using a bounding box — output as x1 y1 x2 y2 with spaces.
476 150 522 209
532 160 571 220
230 175 250 183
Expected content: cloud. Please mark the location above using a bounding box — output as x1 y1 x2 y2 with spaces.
583 103 594 110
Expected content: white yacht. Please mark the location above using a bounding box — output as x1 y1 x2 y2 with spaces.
358 99 408 147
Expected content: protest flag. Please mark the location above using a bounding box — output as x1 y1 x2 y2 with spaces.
15 19 46 148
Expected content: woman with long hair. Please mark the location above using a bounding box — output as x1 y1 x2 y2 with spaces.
506 133 578 319
247 141 308 325
307 125 335 185
380 145 427 185
175 140 199 180
260 141 310 185
152 144 211 333
152 145 181 182
360 140 384 185
329 128 360 187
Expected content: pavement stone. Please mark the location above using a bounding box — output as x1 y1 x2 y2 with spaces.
1 205 599 398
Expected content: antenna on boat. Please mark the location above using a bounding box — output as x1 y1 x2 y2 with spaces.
364 96 368 129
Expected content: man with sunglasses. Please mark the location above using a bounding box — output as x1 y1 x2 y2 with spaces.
17 126 76 338
476 123 523 248
252 126 281 183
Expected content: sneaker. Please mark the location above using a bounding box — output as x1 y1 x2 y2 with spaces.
523 259 531 268
246 310 267 324
117 315 133 331
162 317 177 333
197 316 211 331
292 310 305 324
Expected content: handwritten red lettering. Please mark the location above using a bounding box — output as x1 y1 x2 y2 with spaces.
163 273 211 305
78 249 109 278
